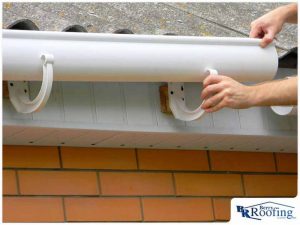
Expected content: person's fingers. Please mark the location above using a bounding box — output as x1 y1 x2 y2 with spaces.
201 91 225 110
249 25 262 38
201 83 224 100
260 30 275 48
204 99 227 113
203 75 223 88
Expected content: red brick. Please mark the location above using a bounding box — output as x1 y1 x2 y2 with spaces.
18 170 98 195
3 197 64 222
61 147 137 169
275 153 297 173
138 149 209 171
175 173 243 196
244 175 297 196
213 198 231 221
100 172 174 195
3 145 60 168
210 151 276 172
142 197 214 221
3 170 18 195
65 197 141 221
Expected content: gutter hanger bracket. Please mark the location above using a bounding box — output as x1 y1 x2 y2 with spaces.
8 53 54 113
168 69 218 121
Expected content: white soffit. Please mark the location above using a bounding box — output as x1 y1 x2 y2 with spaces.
3 126 296 153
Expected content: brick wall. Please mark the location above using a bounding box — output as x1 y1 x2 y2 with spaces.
3 145 297 222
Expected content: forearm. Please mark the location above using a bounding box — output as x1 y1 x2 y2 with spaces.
250 77 297 106
278 3 298 24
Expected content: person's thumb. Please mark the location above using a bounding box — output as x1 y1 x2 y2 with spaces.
260 31 275 48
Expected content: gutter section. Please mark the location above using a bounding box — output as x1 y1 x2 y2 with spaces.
3 30 278 119
3 30 278 82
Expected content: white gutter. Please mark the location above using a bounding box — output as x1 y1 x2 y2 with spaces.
3 30 278 121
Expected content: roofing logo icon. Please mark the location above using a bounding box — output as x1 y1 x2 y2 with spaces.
236 201 296 220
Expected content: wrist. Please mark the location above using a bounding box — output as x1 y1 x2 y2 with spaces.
246 86 260 107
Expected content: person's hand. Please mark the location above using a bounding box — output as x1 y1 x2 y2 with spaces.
250 4 297 48
250 9 285 48
201 75 255 112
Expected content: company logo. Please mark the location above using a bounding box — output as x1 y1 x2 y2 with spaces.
236 201 295 220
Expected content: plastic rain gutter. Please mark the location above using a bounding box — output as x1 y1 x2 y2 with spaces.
3 30 278 121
